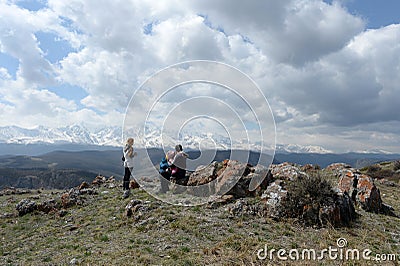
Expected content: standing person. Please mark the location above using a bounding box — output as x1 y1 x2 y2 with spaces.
123 138 136 199
171 144 188 181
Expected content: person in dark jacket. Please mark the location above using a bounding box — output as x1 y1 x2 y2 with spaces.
158 156 171 193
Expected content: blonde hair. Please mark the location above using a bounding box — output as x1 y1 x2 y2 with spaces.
126 138 134 145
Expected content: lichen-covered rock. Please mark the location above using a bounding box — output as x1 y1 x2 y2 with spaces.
61 188 84 208
318 191 356 227
261 180 287 219
226 198 267 217
78 181 90 190
337 170 394 215
270 162 308 181
325 163 352 173
356 174 382 212
37 199 59 214
125 199 152 220
187 162 218 186
215 160 249 197
92 175 107 186
16 199 37 216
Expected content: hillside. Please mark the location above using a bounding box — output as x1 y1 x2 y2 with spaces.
1 161 399 265
1 149 399 190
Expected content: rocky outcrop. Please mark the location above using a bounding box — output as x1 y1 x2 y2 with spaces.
270 162 308 181
261 180 287 219
186 160 271 198
337 169 395 215
215 160 251 197
318 191 356 227
187 162 218 186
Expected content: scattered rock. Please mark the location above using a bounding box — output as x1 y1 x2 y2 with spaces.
37 199 59 214
207 194 235 209
78 181 90 190
79 188 97 195
16 199 37 216
227 198 267 217
377 179 398 187
1 212 15 219
92 175 107 186
0 187 31 196
58 209 68 217
61 188 84 209
129 179 140 189
125 199 151 218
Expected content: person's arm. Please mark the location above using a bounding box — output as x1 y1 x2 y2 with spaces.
127 146 133 157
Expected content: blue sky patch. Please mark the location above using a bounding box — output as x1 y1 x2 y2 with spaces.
47 84 88 107
0 52 19 79
35 31 75 64
16 0 46 11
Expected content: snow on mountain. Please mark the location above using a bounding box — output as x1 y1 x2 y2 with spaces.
275 144 333 154
0 125 337 154
0 125 122 146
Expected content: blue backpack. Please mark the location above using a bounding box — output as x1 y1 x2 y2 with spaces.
159 157 169 174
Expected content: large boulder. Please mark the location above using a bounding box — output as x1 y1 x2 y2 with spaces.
337 169 395 215
215 160 249 197
186 160 272 199
187 162 218 186
318 191 356 227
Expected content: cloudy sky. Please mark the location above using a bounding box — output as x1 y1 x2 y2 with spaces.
0 0 399 153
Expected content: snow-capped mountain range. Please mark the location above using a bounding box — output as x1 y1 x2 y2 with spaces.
0 125 122 147
0 124 333 153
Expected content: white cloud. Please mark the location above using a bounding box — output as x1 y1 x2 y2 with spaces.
0 0 399 152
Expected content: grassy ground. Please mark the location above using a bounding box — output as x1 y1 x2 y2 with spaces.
0 167 399 265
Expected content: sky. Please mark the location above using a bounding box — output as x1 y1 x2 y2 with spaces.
0 0 399 153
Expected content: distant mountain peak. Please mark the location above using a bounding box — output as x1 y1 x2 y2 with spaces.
0 125 338 154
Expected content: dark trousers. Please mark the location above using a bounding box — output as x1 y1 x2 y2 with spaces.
123 167 132 190
172 167 186 180
159 172 171 192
